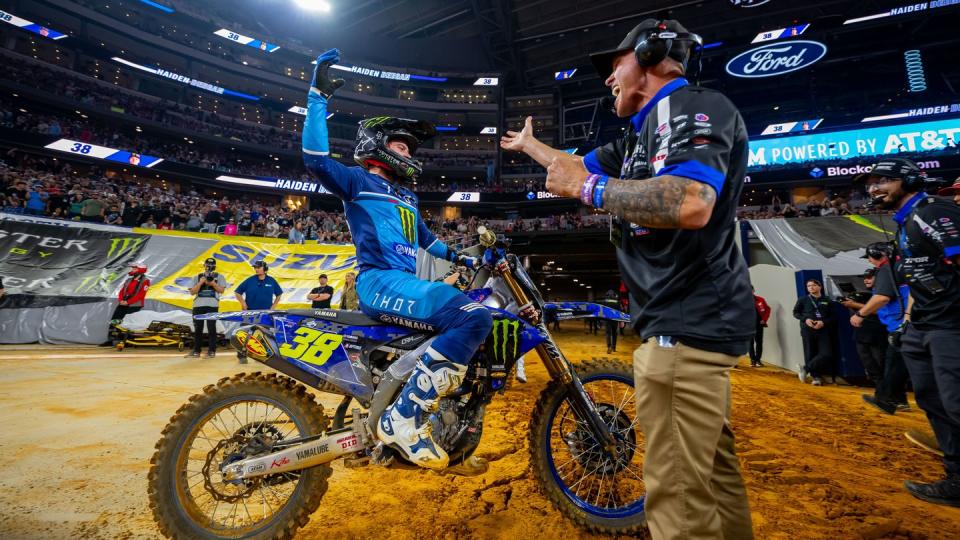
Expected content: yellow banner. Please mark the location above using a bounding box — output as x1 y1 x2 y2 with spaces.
150 240 356 310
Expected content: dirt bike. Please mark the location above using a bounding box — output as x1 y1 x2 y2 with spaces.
148 227 646 538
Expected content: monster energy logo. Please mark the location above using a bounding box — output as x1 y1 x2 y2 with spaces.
396 205 416 244
107 236 146 258
362 116 391 129
489 318 520 363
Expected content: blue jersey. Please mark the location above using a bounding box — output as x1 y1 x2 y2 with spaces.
300 71 455 274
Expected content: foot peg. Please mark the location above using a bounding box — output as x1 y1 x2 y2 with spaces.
442 455 489 477
371 442 397 467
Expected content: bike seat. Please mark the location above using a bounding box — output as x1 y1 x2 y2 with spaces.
285 309 384 326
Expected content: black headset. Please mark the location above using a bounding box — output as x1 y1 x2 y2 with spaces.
253 260 269 272
634 21 704 71
901 167 927 192
864 242 894 260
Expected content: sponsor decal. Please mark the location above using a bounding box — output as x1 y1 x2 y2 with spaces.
674 121 688 131
393 243 418 258
248 463 265 473
656 123 669 134
396 206 416 244
694 121 712 128
336 435 359 449
693 128 712 135
824 160 940 177
725 41 827 78
295 444 329 461
279 327 343 366
270 456 290 469
486 318 520 364
692 136 711 145
672 114 688 122
377 314 435 331
313 310 338 318
695 113 710 122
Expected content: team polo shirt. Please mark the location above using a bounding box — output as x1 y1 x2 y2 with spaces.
235 275 283 310
583 79 754 354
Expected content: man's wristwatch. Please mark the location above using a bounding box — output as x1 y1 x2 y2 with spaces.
854 311 865 318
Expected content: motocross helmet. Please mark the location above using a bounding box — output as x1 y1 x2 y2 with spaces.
128 262 147 276
354 116 436 182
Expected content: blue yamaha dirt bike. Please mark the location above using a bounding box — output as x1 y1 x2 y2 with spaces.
148 227 645 538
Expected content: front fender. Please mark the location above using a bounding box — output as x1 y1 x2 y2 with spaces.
545 302 630 323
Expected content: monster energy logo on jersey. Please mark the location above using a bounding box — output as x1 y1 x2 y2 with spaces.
487 318 520 364
396 205 416 244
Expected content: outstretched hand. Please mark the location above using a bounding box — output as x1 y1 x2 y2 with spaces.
311 48 344 99
500 116 535 152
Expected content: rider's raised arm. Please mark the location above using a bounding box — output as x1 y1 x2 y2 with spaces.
302 48 359 200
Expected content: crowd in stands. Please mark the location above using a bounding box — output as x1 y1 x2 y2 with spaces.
0 153 353 243
736 192 883 220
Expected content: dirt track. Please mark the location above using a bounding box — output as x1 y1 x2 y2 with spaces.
1 329 959 539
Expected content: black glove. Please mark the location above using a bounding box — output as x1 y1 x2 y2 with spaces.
312 48 345 99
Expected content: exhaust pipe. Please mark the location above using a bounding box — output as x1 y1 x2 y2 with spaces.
221 428 361 481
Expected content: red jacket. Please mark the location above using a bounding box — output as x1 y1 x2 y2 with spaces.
118 275 150 306
754 294 771 326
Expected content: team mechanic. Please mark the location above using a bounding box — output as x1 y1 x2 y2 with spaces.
502 18 753 539
855 158 960 507
300 48 496 471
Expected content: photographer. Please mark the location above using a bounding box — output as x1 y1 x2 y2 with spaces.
856 158 960 507
187 257 226 358
792 279 835 386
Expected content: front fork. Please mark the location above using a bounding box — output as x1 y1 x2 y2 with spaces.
497 263 618 452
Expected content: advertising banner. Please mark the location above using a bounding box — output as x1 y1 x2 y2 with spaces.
150 240 357 310
0 219 148 306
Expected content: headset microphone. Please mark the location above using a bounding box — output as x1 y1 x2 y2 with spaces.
599 96 616 113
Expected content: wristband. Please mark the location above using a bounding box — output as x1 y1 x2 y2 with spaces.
592 175 609 209
855 311 864 318
580 174 600 206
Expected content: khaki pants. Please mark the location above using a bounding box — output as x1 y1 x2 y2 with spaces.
634 340 753 540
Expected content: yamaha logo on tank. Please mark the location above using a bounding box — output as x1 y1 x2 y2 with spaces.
725 41 827 78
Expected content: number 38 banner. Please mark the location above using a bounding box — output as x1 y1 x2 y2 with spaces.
150 239 356 311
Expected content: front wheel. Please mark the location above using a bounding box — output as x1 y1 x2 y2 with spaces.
148 372 332 539
529 359 646 534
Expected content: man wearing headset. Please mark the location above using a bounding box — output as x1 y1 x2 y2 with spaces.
502 18 753 539
855 158 960 507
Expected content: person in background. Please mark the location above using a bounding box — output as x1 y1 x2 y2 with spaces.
600 290 622 354
234 261 282 310
140 216 157 229
203 205 223 233
0 277 5 300
187 257 226 358
223 219 238 235
939 179 960 205
25 184 47 216
104 204 122 226
848 242 910 414
288 220 305 244
81 193 104 223
841 268 888 384
111 262 150 323
793 279 835 386
158 216 174 230
751 289 771 367
307 274 334 308
339 271 359 310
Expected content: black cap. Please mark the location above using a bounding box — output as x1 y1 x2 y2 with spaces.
319 274 328 279
862 267 878 278
590 19 694 81
252 260 268 269
204 257 216 265
852 158 921 184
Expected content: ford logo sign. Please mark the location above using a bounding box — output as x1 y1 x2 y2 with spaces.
725 41 827 78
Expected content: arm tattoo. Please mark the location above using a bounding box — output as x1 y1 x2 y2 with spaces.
602 175 716 228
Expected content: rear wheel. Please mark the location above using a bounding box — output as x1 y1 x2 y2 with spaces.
148 372 331 539
528 359 646 534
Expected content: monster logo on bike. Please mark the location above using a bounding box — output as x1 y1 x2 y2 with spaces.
487 318 520 364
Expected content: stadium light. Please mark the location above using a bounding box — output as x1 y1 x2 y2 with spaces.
295 0 332 12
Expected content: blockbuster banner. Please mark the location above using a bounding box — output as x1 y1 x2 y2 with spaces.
0 219 148 307
748 117 960 167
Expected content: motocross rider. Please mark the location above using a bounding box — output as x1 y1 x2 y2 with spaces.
301 49 492 470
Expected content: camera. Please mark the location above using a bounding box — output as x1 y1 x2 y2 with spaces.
204 271 216 281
